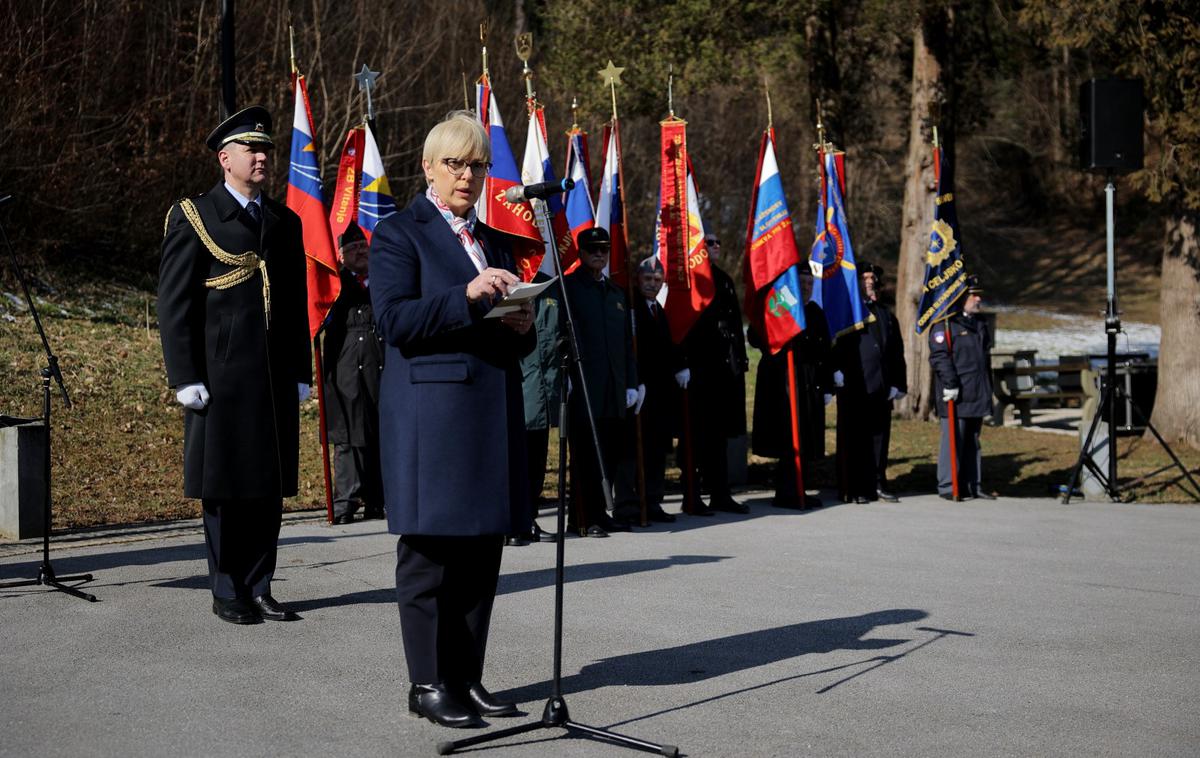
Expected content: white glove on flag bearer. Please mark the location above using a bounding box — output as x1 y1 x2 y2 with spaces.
634 384 646 414
674 369 690 389
625 388 638 409
176 383 210 410
832 370 845 388
298 384 311 403
943 387 960 402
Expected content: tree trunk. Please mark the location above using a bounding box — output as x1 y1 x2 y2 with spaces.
1147 210 1200 450
895 13 950 419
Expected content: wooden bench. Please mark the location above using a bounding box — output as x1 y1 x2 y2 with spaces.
992 361 1089 426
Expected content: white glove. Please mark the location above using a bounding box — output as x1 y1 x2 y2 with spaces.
823 393 834 406
175 383 210 410
833 370 845 388
674 368 691 388
625 388 638 409
298 384 311 403
888 386 905 401
943 387 960 402
634 384 647 414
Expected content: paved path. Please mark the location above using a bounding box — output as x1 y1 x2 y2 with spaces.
2 493 1198 757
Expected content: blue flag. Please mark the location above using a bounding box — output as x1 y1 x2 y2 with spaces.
915 144 969 334
808 151 866 342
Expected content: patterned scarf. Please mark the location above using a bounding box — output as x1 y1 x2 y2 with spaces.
426 186 487 273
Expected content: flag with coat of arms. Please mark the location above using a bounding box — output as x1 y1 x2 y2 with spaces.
808 149 866 342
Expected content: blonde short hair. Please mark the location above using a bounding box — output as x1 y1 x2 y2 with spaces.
422 110 491 167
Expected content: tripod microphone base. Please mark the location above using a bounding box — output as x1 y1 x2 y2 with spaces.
0 564 98 602
436 696 679 756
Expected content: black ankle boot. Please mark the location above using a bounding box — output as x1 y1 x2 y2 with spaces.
408 683 483 728
463 682 520 717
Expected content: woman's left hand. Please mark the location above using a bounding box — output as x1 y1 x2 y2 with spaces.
499 302 534 334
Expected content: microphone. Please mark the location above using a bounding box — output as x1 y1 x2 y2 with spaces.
503 178 574 203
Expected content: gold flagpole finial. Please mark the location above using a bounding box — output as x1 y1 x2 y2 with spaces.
462 70 470 111
598 60 624 122
516 33 535 105
288 24 297 76
764 77 774 130
668 63 675 118
571 97 580 130
480 22 490 80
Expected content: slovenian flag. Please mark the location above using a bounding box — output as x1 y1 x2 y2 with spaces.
476 79 543 281
286 74 340 339
521 105 573 277
357 122 395 240
809 149 866 342
560 128 593 275
744 128 805 353
595 122 629 286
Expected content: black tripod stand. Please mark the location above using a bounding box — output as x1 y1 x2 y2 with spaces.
1060 176 1200 504
0 194 97 601
437 193 677 757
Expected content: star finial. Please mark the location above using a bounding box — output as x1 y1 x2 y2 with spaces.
598 60 624 88
354 64 379 93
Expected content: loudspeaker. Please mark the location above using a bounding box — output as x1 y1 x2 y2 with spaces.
1079 78 1144 173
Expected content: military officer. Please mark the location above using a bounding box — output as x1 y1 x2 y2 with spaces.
158 106 311 624
322 222 385 524
929 276 994 500
562 227 640 537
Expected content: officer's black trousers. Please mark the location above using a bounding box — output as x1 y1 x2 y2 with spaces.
333 442 384 517
395 535 503 685
201 497 282 600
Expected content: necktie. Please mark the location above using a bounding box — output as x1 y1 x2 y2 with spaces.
246 201 262 226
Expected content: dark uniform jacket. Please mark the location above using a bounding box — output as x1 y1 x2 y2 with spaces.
632 296 684 445
158 183 311 500
370 194 535 536
751 302 831 459
322 270 384 447
561 270 637 421
836 299 907 399
520 271 563 431
681 263 748 437
929 312 993 419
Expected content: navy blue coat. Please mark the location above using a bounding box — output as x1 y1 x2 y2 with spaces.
929 313 993 419
370 195 535 536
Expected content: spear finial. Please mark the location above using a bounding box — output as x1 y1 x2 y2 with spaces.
480 22 490 80
516 32 535 106
288 24 296 76
764 77 774 130
571 96 580 130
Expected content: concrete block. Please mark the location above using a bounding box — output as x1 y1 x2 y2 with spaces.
0 419 47 541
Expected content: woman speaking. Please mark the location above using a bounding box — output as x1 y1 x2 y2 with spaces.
370 111 535 728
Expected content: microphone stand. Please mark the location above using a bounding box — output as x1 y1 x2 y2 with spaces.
437 196 677 756
0 195 97 601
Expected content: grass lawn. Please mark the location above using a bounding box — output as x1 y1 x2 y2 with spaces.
1 287 1196 532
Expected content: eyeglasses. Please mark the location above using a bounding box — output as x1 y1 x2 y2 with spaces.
441 157 493 177
706 238 721 246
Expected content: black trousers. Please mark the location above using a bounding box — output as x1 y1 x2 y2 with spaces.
201 497 282 600
567 404 620 527
615 416 668 512
333 443 384 517
838 394 892 498
395 534 504 685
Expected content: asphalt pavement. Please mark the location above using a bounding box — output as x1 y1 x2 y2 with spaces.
1 491 1197 757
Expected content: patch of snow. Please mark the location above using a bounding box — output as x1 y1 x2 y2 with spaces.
990 305 1159 360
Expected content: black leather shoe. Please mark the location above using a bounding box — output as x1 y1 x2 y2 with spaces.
973 491 997 500
212 597 260 625
598 515 632 532
803 495 824 509
504 534 530 547
332 512 355 525
938 493 956 501
408 684 484 728
710 496 749 514
647 507 676 523
531 522 557 542
363 505 386 519
876 489 900 503
854 495 870 504
582 524 609 538
251 594 300 621
685 500 716 516
463 682 520 717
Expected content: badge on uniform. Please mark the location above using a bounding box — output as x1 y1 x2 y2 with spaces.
934 333 945 344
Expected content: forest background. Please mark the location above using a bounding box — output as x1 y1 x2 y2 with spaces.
1 0 1197 526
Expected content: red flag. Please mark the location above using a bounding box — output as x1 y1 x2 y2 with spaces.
286 74 340 339
657 118 715 343
328 126 364 244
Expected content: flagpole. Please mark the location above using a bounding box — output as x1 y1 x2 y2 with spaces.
786 348 807 506
931 126 961 501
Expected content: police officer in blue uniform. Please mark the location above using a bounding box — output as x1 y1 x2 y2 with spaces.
158 107 311 624
929 276 994 500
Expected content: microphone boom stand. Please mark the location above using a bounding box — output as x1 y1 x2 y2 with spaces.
437 196 677 756
0 195 97 601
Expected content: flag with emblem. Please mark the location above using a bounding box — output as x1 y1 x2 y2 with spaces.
656 117 715 344
808 149 866 342
476 78 544 281
286 73 341 339
915 137 968 334
328 126 364 245
744 128 805 353
521 102 574 277
357 122 395 240
596 121 631 287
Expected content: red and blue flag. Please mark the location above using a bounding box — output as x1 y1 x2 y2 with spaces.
809 150 866 342
595 122 630 287
560 128 593 275
357 123 395 240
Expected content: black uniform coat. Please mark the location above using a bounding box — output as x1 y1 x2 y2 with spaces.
561 270 637 421
632 296 683 447
681 263 748 437
158 183 311 500
835 299 907 399
751 302 831 460
370 194 535 537
322 270 384 446
929 312 993 419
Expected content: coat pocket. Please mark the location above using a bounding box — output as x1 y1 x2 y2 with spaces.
410 359 470 383
212 312 234 363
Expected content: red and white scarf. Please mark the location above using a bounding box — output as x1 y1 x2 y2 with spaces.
426 186 487 274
